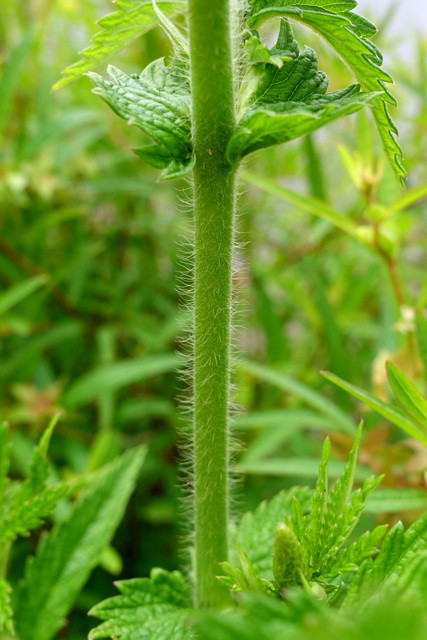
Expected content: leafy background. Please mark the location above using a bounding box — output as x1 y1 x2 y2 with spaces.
1 0 427 638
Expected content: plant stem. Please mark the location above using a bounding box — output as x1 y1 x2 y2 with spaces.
188 0 236 609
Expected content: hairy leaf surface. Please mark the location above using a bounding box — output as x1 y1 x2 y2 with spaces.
89 60 193 179
53 1 186 90
89 568 194 640
247 1 405 183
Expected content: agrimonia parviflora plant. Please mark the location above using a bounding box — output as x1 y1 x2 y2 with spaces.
47 1 427 638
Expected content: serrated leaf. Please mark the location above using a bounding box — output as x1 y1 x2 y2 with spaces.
311 428 381 575
345 510 427 606
247 1 406 183
322 371 427 447
0 420 68 544
0 484 68 543
379 553 427 607
26 414 59 496
89 568 193 640
231 488 312 578
386 361 427 430
195 590 329 640
308 437 330 553
0 578 14 636
322 525 387 578
89 60 192 179
53 1 186 90
14 447 145 640
227 20 376 164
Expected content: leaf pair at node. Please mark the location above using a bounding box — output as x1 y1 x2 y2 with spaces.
227 19 377 165
247 0 405 183
86 3 398 181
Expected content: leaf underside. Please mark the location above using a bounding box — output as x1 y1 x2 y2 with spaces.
89 60 193 179
227 19 377 165
52 1 186 90
247 1 406 183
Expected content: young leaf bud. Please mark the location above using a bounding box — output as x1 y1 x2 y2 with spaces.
272 523 306 589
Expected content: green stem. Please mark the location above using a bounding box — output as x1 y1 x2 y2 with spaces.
188 0 236 609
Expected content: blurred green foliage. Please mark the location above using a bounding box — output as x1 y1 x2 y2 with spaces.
1 2 427 637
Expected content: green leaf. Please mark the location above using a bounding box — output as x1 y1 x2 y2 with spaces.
89 568 194 640
0 420 68 544
293 425 383 581
415 311 427 376
0 423 11 509
0 275 48 317
322 525 387 579
308 437 331 555
321 371 427 447
379 553 427 607
63 353 181 409
0 28 34 141
231 488 312 578
232 409 332 432
236 457 372 481
236 409 333 464
220 543 275 594
247 1 406 184
345 510 427 606
366 488 427 514
0 484 68 543
386 361 427 430
0 578 13 636
89 60 193 179
273 523 306 588
241 172 362 239
52 1 186 90
227 20 376 165
239 359 355 434
387 181 427 216
25 414 59 496
195 590 329 640
14 447 145 640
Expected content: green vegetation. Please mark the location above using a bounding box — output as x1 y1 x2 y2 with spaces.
1 1 427 638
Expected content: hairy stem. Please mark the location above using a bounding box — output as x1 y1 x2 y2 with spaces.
188 0 236 609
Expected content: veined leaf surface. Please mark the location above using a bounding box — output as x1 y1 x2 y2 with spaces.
53 1 186 90
247 0 406 183
227 20 376 165
89 61 193 179
89 568 193 640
